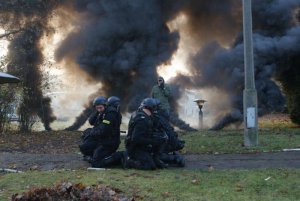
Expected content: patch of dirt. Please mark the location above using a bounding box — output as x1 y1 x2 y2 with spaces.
0 152 87 171
0 131 81 154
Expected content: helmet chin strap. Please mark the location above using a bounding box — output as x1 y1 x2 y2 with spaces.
116 105 120 113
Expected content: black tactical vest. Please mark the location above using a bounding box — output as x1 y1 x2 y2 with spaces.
104 106 122 143
126 110 153 144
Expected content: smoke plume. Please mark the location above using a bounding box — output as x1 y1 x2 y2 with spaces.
55 0 200 130
57 0 300 130
1 0 299 130
170 0 300 129
56 0 179 110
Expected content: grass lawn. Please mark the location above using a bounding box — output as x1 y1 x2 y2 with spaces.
181 128 300 154
1 169 299 201
180 113 300 154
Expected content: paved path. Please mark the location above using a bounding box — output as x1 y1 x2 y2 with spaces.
0 151 299 171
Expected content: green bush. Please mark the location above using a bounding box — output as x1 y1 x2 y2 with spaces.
0 85 17 132
287 89 300 125
277 55 300 125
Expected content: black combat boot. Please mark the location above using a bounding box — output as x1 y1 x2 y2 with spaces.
122 158 143 169
102 152 123 167
153 156 168 169
92 152 123 168
121 151 144 169
83 155 93 163
174 155 185 167
121 151 136 169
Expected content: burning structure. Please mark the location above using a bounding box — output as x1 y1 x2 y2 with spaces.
0 0 299 130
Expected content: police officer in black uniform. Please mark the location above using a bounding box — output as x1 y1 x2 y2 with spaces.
152 99 185 167
124 98 167 170
91 96 123 168
79 96 107 161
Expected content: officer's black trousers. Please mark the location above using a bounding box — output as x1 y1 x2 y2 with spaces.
79 140 98 157
160 153 185 167
130 150 156 170
91 145 119 168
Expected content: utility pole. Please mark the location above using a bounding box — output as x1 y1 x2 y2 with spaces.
243 0 258 146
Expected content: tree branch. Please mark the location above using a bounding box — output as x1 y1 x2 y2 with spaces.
0 29 23 39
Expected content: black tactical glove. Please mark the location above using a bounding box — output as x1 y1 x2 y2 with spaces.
175 140 185 150
152 132 168 144
81 128 93 141
146 144 153 151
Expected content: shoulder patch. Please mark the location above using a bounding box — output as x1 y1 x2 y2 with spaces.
141 116 145 119
102 119 111 124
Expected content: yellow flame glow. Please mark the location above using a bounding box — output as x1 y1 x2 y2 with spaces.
157 13 194 81
157 50 190 81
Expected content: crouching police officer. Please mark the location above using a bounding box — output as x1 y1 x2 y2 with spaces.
79 96 107 161
152 99 185 167
124 98 168 170
91 96 123 168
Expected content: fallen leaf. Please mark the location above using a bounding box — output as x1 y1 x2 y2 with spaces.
191 179 200 184
108 189 116 196
264 176 271 181
235 183 245 192
161 192 171 197
30 165 39 170
9 164 17 169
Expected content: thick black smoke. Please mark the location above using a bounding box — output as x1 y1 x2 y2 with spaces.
56 0 179 111
173 0 300 129
65 105 93 131
56 0 199 130
57 0 300 130
179 0 242 46
0 0 61 130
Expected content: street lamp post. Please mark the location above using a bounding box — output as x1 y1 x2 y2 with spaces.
194 99 206 129
243 0 258 146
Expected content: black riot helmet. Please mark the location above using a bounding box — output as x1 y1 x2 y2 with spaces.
107 96 121 110
93 96 107 107
140 98 156 113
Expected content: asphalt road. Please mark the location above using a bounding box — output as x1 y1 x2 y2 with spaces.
1 151 299 171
